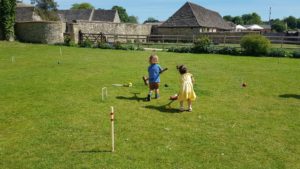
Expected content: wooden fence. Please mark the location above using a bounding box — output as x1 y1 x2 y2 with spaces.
78 32 300 47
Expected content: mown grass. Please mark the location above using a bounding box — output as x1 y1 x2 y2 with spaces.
0 42 299 169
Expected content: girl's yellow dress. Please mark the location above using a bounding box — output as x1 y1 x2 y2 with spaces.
178 73 197 101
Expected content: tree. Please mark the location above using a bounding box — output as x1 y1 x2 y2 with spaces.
297 18 300 29
143 17 159 24
0 0 16 41
35 0 59 21
242 13 261 24
71 3 94 9
283 16 297 29
223 15 233 22
112 6 129 22
128 16 138 23
271 19 286 32
232 16 243 25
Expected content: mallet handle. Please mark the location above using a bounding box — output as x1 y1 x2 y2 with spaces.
159 68 168 74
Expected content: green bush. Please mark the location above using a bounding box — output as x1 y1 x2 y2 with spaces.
97 42 113 49
192 36 213 53
218 46 241 55
113 41 126 50
80 39 93 48
136 47 145 51
240 34 271 56
268 49 289 57
167 47 176 52
167 46 191 53
175 47 191 53
126 44 136 50
292 50 300 58
64 35 76 47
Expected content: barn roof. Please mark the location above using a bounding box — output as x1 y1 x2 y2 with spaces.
92 10 117 22
160 2 232 30
58 9 119 22
16 6 36 22
58 9 93 22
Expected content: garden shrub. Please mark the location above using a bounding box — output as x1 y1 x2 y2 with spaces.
192 36 213 53
167 47 175 52
167 46 191 53
268 49 289 57
97 42 113 49
240 34 271 56
126 44 136 50
136 46 145 51
113 41 126 50
218 46 240 55
80 39 93 48
64 35 76 47
292 50 300 58
174 46 191 53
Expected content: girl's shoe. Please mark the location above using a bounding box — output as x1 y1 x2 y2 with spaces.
180 107 185 112
188 107 193 112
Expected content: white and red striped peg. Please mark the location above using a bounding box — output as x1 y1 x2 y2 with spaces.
110 106 115 152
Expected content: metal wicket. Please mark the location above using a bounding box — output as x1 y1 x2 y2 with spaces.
101 87 108 101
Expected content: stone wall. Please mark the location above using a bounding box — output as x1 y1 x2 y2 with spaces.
69 21 152 43
75 20 152 34
15 21 65 44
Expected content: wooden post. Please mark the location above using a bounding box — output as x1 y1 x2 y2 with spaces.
194 35 196 43
78 30 82 45
223 35 226 47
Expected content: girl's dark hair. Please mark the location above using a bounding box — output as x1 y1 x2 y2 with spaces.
177 64 187 74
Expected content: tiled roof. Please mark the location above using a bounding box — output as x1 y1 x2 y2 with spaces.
161 2 232 30
16 7 35 22
58 9 93 22
58 9 119 22
92 10 117 22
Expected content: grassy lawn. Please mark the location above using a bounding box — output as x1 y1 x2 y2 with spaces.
0 42 299 169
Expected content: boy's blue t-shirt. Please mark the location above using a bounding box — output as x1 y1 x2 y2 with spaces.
148 64 162 83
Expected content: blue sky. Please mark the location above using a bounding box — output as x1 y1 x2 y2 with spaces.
24 0 300 23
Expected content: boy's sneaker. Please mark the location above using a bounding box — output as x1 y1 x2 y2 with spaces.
188 107 193 112
155 94 160 99
146 94 151 101
180 107 185 112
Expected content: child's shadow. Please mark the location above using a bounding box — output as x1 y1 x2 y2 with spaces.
144 100 180 113
116 92 145 102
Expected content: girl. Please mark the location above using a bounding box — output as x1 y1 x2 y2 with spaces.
177 65 197 111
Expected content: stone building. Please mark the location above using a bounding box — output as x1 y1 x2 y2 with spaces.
15 1 120 23
15 2 42 22
155 2 233 35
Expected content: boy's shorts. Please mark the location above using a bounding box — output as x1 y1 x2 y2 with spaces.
149 82 159 90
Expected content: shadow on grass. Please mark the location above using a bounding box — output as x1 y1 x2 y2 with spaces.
279 94 300 99
77 150 112 153
144 100 180 113
116 92 145 102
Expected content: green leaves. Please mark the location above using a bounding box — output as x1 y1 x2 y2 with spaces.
0 0 16 41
